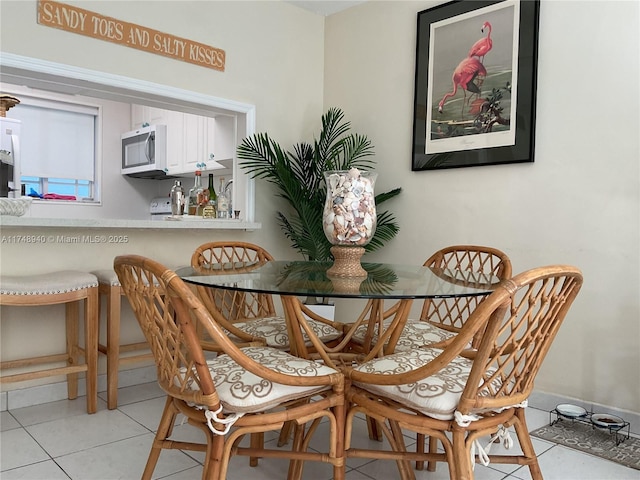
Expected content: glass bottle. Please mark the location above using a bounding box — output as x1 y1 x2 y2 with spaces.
188 170 203 216
207 173 217 217
217 177 229 219
197 185 209 216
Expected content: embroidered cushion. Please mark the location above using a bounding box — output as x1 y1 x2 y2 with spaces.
351 318 456 351
181 346 339 413
352 348 498 421
228 316 342 349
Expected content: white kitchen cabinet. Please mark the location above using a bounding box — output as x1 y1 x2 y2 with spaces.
209 115 236 162
131 106 233 176
185 115 235 174
164 111 185 174
182 112 205 174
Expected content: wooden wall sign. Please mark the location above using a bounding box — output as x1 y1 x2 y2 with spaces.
37 0 225 72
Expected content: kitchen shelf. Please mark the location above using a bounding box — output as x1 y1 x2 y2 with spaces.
549 406 630 446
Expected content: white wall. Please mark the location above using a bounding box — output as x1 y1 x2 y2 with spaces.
324 0 640 414
1 0 638 416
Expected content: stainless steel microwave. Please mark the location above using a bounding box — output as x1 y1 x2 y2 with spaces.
121 125 168 179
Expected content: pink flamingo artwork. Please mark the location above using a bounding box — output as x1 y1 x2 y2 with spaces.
468 21 493 62
438 57 487 113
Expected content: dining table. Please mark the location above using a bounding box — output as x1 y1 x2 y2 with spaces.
176 260 501 370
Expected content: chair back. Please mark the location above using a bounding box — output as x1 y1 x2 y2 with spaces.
458 264 583 415
191 241 276 321
114 255 220 408
421 245 512 345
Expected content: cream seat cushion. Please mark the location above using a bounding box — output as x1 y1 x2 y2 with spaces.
91 267 186 286
90 269 124 287
352 348 504 421
351 318 456 352
181 346 339 413
0 271 98 295
228 316 342 349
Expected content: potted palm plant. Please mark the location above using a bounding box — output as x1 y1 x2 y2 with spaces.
237 107 401 305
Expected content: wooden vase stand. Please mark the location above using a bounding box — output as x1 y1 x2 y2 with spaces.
326 245 367 278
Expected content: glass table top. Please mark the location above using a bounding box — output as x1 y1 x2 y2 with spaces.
176 260 501 300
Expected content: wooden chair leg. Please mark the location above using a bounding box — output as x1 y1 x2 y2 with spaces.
416 433 425 470
452 428 473 480
277 419 293 446
204 433 226 480
142 396 177 480
366 415 383 441
427 435 438 471
333 402 346 480
85 288 98 414
388 419 415 480
287 423 306 480
512 408 543 480
249 431 263 467
65 300 80 400
106 287 121 410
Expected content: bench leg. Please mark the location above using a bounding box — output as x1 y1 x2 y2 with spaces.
85 288 98 414
66 301 79 400
106 288 121 410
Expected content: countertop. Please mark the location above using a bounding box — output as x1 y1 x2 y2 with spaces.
0 216 261 230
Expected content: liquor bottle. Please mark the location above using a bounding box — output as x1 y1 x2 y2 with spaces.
188 171 203 215
207 173 217 217
197 174 210 215
217 177 229 219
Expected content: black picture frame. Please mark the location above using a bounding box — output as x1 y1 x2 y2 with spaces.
411 0 540 171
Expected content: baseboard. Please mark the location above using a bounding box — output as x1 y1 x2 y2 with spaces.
0 365 157 411
528 390 639 437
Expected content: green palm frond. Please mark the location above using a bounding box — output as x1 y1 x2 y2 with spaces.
365 209 400 253
375 187 402 206
238 107 401 262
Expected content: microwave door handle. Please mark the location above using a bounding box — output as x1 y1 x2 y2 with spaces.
144 132 152 162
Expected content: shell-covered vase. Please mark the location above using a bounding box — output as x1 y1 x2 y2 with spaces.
323 168 377 247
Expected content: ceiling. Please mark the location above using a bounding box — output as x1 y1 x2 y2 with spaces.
286 1 366 16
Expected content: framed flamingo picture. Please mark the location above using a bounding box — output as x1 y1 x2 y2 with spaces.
411 0 540 171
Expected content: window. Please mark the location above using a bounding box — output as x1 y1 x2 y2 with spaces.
21 176 92 198
7 94 99 201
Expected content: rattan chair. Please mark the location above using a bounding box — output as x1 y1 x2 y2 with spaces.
191 241 343 350
344 265 583 480
114 255 345 480
351 245 512 354
349 245 512 449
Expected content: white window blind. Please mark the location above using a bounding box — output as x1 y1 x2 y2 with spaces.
9 102 96 181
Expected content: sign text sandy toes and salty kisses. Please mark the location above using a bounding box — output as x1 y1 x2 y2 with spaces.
37 0 225 71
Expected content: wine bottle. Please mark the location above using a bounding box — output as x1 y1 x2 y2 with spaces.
188 171 203 216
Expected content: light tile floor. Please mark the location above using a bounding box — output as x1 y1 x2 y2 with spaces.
1 382 638 480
